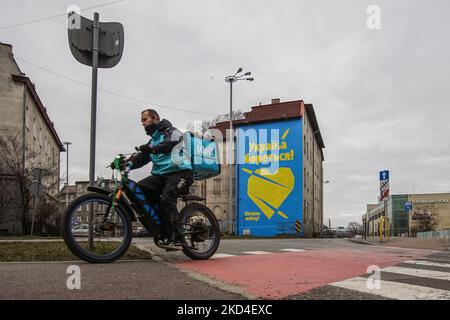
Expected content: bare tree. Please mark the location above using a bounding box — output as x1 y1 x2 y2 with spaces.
347 222 363 235
411 204 440 235
0 128 61 235
0 176 19 224
35 200 60 236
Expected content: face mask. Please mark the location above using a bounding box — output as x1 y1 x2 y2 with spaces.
144 120 159 136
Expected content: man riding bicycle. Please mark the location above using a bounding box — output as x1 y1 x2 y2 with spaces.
126 109 193 245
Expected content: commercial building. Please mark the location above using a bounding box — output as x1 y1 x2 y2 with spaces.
363 192 450 237
200 99 325 237
0 42 64 235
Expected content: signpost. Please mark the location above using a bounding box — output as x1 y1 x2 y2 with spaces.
30 168 50 236
379 170 390 202
378 170 390 242
67 11 124 250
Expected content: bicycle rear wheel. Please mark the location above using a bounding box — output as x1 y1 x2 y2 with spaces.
62 193 132 263
179 203 220 260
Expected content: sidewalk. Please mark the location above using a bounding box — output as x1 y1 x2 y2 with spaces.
351 236 450 251
0 260 245 299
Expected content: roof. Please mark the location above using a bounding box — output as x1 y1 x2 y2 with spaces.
304 103 325 149
12 74 64 151
211 99 324 152
212 100 304 139
60 185 77 194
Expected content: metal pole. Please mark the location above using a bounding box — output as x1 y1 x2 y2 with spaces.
65 143 70 208
30 197 37 236
88 12 100 251
228 81 233 235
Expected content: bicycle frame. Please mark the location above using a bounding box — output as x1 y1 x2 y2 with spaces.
95 154 208 241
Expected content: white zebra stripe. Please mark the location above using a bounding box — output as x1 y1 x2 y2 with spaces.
210 253 237 259
280 249 306 252
242 251 273 255
403 260 450 269
382 266 450 281
330 277 450 300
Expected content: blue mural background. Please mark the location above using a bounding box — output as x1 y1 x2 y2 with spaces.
236 118 303 236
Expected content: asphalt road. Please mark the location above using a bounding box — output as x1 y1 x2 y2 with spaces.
1 238 449 300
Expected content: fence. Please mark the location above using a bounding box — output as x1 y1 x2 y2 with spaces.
417 230 450 239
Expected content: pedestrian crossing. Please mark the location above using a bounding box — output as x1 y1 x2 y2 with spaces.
328 256 450 300
210 248 308 259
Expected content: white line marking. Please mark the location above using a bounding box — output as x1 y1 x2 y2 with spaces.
210 253 237 259
403 260 450 268
330 277 450 300
280 249 305 252
242 251 273 255
382 266 450 281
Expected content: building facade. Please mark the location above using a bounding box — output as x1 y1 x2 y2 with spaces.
0 42 64 235
200 99 325 237
363 192 450 237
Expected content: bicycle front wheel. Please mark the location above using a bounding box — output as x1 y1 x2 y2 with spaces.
62 193 132 263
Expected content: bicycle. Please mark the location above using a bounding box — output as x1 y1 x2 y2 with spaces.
62 153 220 263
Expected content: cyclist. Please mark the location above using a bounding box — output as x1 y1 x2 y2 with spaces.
126 109 193 244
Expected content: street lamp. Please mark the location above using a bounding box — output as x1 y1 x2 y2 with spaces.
225 67 254 235
63 141 72 209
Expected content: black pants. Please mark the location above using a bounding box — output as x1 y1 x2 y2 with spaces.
137 170 194 235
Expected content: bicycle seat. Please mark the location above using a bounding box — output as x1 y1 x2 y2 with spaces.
179 194 205 202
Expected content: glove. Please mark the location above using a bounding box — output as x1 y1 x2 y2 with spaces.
110 158 126 170
138 144 154 155
126 153 143 169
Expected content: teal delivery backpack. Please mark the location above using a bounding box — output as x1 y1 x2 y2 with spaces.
183 132 221 180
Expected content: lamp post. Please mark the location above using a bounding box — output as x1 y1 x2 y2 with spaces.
63 141 72 209
225 68 254 235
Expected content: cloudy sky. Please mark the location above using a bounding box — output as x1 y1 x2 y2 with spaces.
1 0 449 227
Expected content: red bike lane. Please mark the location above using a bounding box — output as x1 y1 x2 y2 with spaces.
174 248 432 299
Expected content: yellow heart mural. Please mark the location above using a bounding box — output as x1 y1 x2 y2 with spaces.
242 167 294 220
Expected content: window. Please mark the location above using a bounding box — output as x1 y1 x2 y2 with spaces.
303 136 306 154
306 142 309 160
213 179 221 195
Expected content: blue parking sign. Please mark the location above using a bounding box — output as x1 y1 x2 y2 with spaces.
404 201 413 211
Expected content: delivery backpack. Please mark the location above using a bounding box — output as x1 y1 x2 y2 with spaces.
183 131 221 181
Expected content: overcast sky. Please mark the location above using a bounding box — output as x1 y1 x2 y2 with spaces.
1 0 449 227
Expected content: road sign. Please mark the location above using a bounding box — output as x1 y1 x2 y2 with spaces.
379 170 390 201
380 180 389 190
404 201 413 211
379 170 389 181
68 12 124 68
32 168 49 181
30 182 44 197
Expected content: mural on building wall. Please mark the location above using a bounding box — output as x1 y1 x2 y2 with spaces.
236 119 303 236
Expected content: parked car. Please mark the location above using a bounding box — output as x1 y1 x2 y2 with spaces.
133 227 149 237
71 224 99 237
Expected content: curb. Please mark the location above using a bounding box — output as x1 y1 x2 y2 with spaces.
348 238 380 246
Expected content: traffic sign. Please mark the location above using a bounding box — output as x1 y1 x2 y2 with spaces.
379 170 389 181
30 182 44 197
32 168 49 181
404 201 413 211
68 12 124 68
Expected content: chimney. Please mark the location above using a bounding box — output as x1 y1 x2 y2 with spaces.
271 98 280 104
